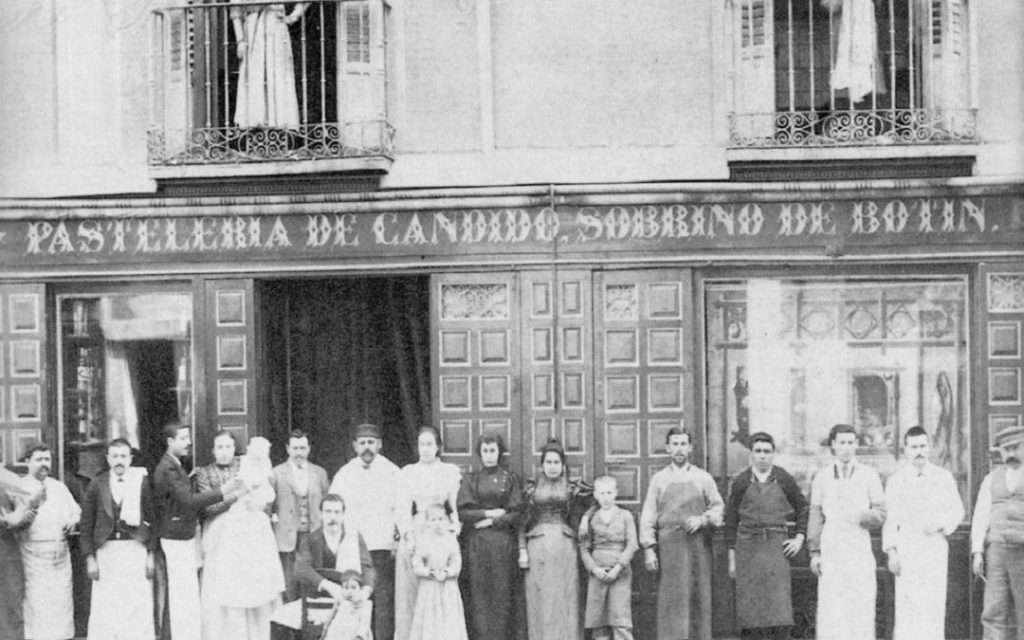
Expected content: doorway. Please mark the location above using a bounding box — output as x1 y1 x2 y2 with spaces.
258 277 432 472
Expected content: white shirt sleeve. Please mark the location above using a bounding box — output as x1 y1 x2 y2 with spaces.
971 474 993 555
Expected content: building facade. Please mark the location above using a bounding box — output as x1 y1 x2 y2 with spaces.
1 0 1023 637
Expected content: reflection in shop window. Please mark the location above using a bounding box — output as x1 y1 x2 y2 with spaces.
59 293 193 475
705 277 968 508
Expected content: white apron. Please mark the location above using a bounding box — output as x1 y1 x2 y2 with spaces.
21 539 74 640
88 540 155 640
817 471 876 640
892 532 947 640
20 477 79 640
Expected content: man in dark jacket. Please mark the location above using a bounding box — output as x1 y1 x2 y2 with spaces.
153 422 240 640
80 438 159 640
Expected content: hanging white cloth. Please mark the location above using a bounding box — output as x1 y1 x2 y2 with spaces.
104 342 140 448
827 0 887 102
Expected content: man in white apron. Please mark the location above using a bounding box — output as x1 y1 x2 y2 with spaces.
882 426 964 640
807 424 886 640
79 438 156 640
19 443 81 640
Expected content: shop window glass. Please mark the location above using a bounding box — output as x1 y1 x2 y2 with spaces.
705 277 968 508
60 293 193 475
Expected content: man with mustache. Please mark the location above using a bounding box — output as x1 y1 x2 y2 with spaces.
272 429 330 601
80 438 157 640
882 426 964 640
329 423 399 640
19 443 81 640
972 425 1024 640
154 422 242 640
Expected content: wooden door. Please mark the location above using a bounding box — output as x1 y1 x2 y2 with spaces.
519 270 594 481
431 273 522 474
200 279 257 463
0 284 48 470
593 269 697 506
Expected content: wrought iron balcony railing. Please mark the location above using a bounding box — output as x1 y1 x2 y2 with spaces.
726 0 979 149
149 0 393 167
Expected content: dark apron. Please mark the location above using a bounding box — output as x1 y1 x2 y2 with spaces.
656 481 713 640
734 480 794 630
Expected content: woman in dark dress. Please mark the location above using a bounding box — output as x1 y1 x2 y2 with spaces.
457 435 523 640
518 439 593 640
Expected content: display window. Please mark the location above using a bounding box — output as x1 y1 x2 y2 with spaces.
58 292 194 475
705 276 970 508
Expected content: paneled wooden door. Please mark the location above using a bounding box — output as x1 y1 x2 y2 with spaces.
431 269 696 496
593 270 696 506
431 273 522 474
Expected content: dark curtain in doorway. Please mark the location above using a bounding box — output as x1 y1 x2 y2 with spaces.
261 278 431 472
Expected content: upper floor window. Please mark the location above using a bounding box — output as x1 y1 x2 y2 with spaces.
727 0 978 147
148 0 392 166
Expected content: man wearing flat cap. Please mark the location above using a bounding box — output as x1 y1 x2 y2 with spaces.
972 425 1024 640
329 423 399 640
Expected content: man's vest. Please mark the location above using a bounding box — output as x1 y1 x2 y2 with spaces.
989 466 1024 546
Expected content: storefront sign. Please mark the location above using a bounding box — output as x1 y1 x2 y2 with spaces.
3 194 1022 266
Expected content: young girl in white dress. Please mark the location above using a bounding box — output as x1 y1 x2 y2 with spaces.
201 436 285 640
407 504 468 640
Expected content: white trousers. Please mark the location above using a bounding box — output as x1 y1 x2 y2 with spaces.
163 537 201 640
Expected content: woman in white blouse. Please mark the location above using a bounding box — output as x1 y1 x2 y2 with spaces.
393 426 462 640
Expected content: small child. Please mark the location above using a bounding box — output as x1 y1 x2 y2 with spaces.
579 475 639 640
407 504 468 640
327 570 373 640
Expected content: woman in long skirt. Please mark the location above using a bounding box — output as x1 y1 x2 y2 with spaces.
457 435 523 640
394 426 462 640
518 439 592 640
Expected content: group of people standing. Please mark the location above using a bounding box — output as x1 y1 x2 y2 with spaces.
0 419 1022 640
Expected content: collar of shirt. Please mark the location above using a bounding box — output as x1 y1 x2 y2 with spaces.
751 467 773 483
1006 464 1024 491
323 525 346 552
834 461 856 479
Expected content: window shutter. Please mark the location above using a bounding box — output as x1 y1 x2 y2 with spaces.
922 0 970 132
337 0 387 149
734 0 776 139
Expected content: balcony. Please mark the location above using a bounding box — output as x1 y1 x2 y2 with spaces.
148 0 393 172
726 0 979 149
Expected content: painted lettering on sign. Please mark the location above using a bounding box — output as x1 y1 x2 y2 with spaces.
2 196 1016 266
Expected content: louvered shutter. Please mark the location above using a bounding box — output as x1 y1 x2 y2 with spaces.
734 0 776 139
921 0 971 134
337 0 387 149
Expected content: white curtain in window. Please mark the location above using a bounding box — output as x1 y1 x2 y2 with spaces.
104 343 141 448
825 0 887 101
98 294 192 446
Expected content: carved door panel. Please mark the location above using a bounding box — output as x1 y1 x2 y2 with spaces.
593 270 696 506
520 270 594 481
431 273 521 474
